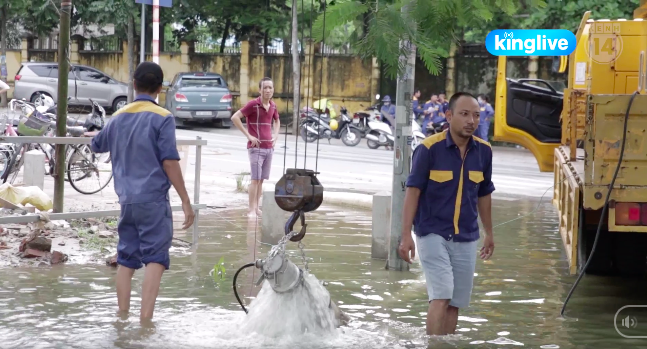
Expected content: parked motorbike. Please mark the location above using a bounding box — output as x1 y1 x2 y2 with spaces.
425 120 449 136
300 106 363 146
353 94 382 135
365 119 394 149
366 113 425 150
410 120 427 152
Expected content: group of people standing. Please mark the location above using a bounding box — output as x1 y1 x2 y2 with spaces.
379 90 495 141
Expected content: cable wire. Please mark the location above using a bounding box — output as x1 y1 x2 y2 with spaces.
314 0 326 174
560 90 638 317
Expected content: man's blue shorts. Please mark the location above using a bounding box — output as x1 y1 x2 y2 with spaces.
117 200 173 270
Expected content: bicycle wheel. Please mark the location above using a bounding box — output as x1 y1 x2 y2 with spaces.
2 144 27 184
67 145 113 195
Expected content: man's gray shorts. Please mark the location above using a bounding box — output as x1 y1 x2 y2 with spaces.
248 148 274 180
417 233 478 308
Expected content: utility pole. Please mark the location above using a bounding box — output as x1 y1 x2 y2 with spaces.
386 12 416 271
0 4 8 108
54 0 72 213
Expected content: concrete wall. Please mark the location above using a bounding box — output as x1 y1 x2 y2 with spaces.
7 39 379 120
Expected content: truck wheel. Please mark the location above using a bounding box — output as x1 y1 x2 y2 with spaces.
578 227 614 275
612 233 647 276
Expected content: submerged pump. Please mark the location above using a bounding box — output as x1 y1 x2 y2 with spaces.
233 232 306 313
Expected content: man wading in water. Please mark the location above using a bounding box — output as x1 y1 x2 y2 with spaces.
86 62 195 321
398 92 495 336
231 77 280 217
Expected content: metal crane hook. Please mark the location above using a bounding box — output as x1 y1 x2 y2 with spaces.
285 210 307 242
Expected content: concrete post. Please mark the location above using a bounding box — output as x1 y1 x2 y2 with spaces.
371 57 380 100
180 41 191 73
261 190 288 245
23 150 45 190
20 38 29 63
239 41 251 106
386 5 416 271
372 192 391 260
70 38 80 64
528 56 539 80
445 41 457 99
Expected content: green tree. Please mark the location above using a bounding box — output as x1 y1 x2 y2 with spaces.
312 0 548 78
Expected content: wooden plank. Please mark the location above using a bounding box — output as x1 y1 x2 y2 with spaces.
0 204 207 224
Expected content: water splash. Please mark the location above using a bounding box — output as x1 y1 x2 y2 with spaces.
241 272 340 338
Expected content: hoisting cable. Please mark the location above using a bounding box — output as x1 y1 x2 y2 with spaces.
314 0 327 174
293 0 307 169
560 90 638 316
233 262 255 313
302 0 316 169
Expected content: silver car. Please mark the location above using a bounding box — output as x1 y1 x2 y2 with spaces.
13 62 129 111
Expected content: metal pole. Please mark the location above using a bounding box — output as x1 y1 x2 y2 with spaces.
53 0 72 213
192 136 202 248
139 3 145 102
386 10 416 271
0 5 8 108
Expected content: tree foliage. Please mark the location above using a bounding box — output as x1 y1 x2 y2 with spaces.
313 0 546 78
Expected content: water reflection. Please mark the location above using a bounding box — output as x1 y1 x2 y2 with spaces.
0 198 644 348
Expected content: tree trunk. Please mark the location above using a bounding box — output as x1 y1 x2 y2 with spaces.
0 5 8 107
220 18 231 53
291 0 300 136
127 14 135 103
263 29 269 54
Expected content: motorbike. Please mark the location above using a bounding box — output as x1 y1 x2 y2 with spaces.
366 114 426 150
425 120 449 136
353 94 382 135
300 105 363 146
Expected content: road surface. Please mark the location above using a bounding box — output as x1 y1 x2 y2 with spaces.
176 126 555 199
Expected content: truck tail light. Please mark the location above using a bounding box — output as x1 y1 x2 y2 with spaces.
616 202 642 226
175 93 188 102
220 94 232 103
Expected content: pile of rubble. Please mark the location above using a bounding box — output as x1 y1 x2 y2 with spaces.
0 217 120 268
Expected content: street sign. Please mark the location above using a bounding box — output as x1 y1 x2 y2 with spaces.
135 0 172 7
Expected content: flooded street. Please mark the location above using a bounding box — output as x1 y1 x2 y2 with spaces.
1 197 646 348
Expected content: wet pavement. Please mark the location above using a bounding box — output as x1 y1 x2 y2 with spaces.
1 197 646 348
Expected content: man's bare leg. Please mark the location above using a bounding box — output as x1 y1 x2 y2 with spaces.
256 179 264 215
140 263 165 321
116 265 136 315
248 180 259 216
443 305 459 334
426 299 450 335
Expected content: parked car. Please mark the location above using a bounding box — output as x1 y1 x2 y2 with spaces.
13 62 128 111
164 72 233 128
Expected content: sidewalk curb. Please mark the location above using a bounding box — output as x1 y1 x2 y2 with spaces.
206 175 376 210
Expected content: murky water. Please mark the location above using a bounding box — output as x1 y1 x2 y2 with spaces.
1 197 646 348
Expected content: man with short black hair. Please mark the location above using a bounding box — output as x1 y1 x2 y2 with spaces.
86 61 195 322
231 77 280 217
399 91 495 336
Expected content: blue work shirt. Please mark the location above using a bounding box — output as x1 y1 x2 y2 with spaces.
380 103 396 125
412 98 424 119
91 95 180 204
406 130 495 242
423 101 445 123
439 101 449 115
479 102 494 125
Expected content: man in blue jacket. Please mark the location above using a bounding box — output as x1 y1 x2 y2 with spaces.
380 95 396 128
476 94 494 141
412 89 424 122
87 62 195 322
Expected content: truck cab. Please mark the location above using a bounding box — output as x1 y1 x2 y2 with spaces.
494 13 647 276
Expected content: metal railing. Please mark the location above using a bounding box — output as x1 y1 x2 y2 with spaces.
0 136 207 247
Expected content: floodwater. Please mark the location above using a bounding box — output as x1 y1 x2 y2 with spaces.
1 197 647 348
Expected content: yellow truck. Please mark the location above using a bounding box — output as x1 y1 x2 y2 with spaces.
494 7 647 276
